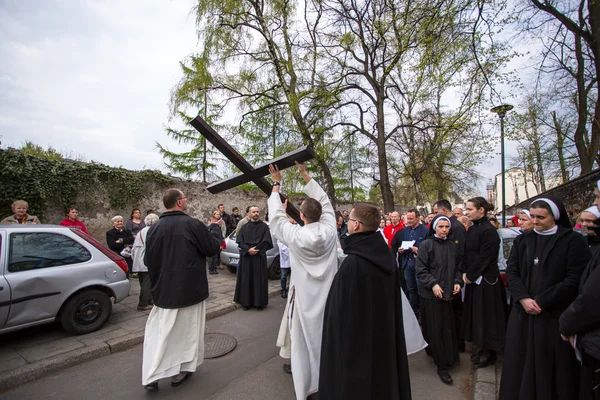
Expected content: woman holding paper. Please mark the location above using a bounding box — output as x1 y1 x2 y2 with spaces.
461 197 507 369
416 214 463 384
499 196 590 400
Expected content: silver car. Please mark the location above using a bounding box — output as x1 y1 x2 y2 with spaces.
0 225 131 335
220 231 281 280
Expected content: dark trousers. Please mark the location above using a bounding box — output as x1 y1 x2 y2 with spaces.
404 266 420 318
207 255 220 272
137 272 153 308
281 268 290 291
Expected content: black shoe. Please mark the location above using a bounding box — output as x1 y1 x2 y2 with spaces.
437 368 453 384
256 306 264 311
215 270 219 274
473 352 496 369
281 290 287 298
171 372 193 386
242 306 250 311
458 341 466 353
143 381 159 391
283 364 292 375
471 349 482 364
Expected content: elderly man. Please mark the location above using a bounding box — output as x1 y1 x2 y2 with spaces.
453 207 464 218
141 188 221 391
319 203 412 399
268 162 338 400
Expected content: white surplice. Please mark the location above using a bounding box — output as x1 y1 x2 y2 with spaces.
141 301 206 385
268 179 338 400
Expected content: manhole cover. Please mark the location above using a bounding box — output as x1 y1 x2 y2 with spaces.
204 333 237 359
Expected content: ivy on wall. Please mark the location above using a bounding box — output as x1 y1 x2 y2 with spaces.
0 149 175 220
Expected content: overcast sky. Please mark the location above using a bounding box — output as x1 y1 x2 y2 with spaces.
0 0 519 196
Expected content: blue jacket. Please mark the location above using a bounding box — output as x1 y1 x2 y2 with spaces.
391 224 429 269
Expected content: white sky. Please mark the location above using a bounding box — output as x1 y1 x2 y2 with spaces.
0 0 525 196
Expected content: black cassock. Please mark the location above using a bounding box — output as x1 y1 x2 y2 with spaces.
500 227 590 400
233 220 273 308
319 231 411 400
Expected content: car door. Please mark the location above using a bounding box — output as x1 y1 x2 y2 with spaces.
0 230 10 329
4 230 92 328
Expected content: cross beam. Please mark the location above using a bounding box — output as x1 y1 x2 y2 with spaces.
190 116 314 224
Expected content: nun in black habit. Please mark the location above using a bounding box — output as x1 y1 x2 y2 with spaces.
416 215 463 384
461 197 507 369
499 196 591 400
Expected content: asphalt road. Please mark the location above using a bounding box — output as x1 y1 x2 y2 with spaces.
0 296 471 400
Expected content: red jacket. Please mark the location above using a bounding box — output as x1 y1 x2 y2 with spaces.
60 218 88 234
383 222 404 248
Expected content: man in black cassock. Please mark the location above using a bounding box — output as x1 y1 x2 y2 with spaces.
233 206 273 310
319 203 411 400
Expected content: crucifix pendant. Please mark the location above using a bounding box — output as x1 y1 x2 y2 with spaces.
534 257 539 265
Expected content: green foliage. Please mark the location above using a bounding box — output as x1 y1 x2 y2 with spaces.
0 148 174 220
19 141 63 161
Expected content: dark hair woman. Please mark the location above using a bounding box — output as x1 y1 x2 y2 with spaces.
126 208 146 237
416 214 463 384
461 196 507 369
500 196 591 400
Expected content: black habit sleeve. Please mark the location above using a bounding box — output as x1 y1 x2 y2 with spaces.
390 229 402 258
560 252 600 335
535 233 590 311
506 235 531 303
236 224 251 255
416 240 437 289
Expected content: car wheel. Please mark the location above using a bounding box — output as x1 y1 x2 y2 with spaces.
226 265 237 274
60 289 112 335
268 256 281 280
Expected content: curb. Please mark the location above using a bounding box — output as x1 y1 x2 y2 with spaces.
0 287 281 392
471 364 499 400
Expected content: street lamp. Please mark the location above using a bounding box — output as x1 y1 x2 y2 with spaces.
491 104 513 227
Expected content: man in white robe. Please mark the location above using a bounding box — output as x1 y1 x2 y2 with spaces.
268 162 338 400
142 188 221 390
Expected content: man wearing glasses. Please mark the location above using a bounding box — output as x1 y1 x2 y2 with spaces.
141 188 221 391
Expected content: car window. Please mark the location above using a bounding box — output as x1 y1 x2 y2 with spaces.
9 232 91 272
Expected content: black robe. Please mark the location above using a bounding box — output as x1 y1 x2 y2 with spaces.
500 227 591 400
560 239 600 400
319 231 411 400
416 236 463 369
233 220 273 308
461 216 507 352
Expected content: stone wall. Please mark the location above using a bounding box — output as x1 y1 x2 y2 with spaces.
511 169 600 213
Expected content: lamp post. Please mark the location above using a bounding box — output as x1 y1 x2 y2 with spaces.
491 104 513 227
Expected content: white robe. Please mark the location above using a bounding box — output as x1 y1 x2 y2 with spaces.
268 179 338 400
141 301 206 385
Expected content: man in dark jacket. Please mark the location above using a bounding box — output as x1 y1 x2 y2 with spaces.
141 188 221 391
391 208 429 318
319 203 411 400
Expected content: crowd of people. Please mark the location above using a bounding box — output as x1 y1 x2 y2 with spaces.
3 175 600 400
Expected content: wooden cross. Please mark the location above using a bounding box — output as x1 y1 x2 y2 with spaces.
190 116 315 224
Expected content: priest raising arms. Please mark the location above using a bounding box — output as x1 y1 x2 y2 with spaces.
268 162 338 400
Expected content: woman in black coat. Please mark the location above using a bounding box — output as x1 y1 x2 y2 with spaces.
416 215 463 384
106 215 135 276
500 196 591 400
461 197 507 369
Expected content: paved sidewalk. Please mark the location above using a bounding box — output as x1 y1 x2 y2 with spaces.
0 269 282 391
472 358 502 400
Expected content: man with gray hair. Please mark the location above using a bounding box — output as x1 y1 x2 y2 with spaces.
141 188 221 391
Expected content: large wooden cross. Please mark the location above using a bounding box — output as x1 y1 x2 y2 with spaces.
190 116 314 224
